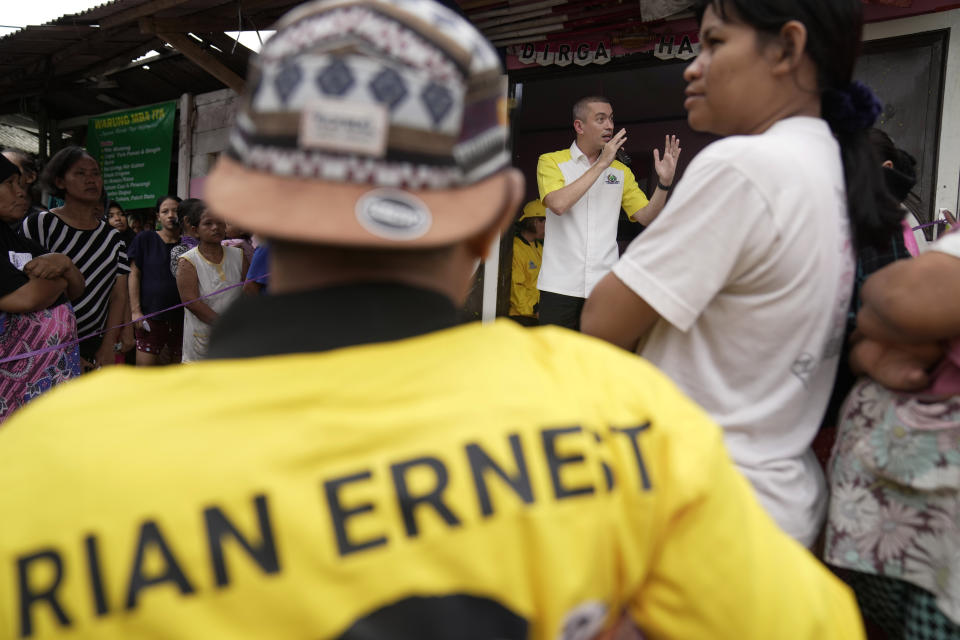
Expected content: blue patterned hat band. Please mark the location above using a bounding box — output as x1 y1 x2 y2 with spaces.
227 0 509 190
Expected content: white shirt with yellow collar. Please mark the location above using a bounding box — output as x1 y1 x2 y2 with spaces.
536 142 648 298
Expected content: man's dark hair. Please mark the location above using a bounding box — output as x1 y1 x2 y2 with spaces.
107 200 125 214
572 96 612 123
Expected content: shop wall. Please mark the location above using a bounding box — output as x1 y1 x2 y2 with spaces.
190 89 239 195
857 30 948 226
864 9 960 230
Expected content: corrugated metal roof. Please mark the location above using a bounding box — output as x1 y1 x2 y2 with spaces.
0 124 39 153
1 0 953 125
0 0 297 122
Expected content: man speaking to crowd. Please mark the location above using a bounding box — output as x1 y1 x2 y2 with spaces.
0 1 861 638
537 98 681 330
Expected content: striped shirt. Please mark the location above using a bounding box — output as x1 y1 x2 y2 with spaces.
20 210 130 339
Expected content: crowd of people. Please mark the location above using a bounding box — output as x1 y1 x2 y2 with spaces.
0 145 258 407
0 0 958 637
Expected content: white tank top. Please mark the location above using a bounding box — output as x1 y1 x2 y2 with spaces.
179 245 243 362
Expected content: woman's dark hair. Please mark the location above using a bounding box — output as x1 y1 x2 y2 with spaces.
868 128 917 203
178 198 207 229
693 0 903 251
156 195 181 211
40 146 96 198
107 200 126 214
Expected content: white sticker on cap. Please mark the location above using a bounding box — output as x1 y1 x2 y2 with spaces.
299 98 388 157
355 189 432 241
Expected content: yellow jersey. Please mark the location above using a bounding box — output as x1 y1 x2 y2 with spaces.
0 320 862 639
510 236 543 318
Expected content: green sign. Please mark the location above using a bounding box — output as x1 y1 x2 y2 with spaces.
87 101 177 210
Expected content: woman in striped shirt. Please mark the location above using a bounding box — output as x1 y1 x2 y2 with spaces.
21 146 132 370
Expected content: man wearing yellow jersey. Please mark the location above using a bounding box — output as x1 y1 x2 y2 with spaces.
0 1 863 639
536 98 681 330
510 199 545 325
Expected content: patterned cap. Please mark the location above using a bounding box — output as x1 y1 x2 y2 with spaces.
206 0 516 247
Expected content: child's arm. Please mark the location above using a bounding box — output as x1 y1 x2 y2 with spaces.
241 251 251 285
176 258 219 325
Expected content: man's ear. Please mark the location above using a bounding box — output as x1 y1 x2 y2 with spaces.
882 160 894 169
573 119 585 135
467 168 525 260
771 20 808 75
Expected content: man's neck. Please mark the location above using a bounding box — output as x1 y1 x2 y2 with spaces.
575 139 601 165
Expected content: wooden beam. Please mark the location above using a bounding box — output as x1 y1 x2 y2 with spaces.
177 93 194 199
50 26 136 66
203 32 254 63
140 16 240 34
96 93 133 109
99 0 194 30
17 25 98 33
157 32 245 94
139 1 294 34
64 40 171 82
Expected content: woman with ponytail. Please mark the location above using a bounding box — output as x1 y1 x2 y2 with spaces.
582 0 900 547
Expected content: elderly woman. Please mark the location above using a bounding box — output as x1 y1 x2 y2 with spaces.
1 148 44 218
0 155 84 423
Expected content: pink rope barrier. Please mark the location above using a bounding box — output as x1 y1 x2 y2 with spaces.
0 275 267 366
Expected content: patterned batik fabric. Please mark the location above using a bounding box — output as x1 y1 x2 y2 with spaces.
0 304 82 424
825 378 960 627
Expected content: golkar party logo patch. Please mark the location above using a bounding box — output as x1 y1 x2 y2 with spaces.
605 174 620 185
355 189 433 240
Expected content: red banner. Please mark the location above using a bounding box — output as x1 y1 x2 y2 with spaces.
505 28 700 70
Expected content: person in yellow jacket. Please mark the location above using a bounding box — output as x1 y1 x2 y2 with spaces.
510 199 545 325
0 1 864 639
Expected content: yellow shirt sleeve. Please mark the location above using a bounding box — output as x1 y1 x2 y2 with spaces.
537 153 566 202
618 163 649 221
628 380 864 640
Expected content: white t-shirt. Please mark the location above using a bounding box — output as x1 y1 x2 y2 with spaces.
612 117 854 546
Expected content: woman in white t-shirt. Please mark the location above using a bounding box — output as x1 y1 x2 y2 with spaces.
581 0 903 547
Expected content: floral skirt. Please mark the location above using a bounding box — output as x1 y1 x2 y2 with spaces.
824 378 960 627
0 304 82 424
